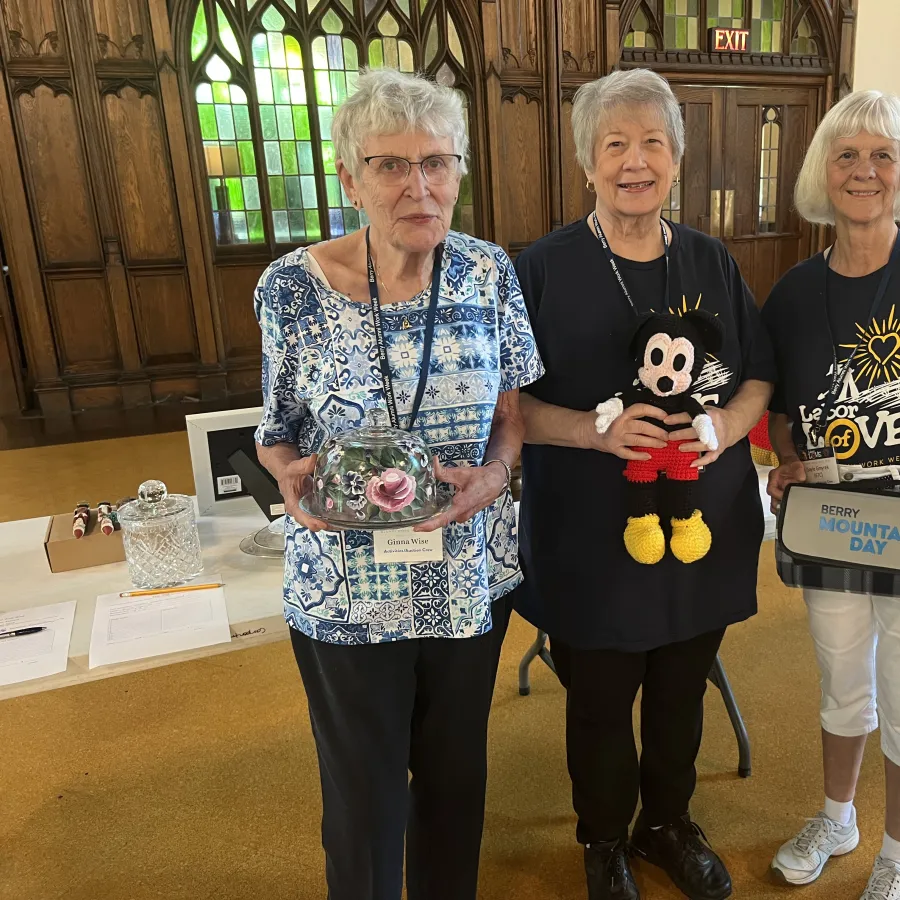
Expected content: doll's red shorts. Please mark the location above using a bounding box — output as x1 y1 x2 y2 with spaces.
625 440 699 483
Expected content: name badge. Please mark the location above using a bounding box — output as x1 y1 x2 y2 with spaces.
373 528 444 563
800 446 840 485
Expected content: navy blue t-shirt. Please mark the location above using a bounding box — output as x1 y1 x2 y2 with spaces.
513 218 776 651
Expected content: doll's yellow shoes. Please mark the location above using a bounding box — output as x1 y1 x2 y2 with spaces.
670 510 712 563
624 514 666 565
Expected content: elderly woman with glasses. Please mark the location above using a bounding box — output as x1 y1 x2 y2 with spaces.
513 68 775 900
254 68 543 900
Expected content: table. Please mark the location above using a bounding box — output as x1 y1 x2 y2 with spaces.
0 497 286 701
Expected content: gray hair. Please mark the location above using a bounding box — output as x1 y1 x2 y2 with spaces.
332 68 469 179
571 68 685 172
795 90 900 225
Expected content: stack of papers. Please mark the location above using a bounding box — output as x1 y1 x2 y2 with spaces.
0 601 76 687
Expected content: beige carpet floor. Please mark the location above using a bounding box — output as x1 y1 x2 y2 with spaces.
0 434 889 899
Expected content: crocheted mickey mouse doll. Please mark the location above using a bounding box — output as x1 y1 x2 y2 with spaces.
595 309 725 565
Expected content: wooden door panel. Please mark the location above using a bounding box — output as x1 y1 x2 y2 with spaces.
499 0 540 71
91 0 145 60
561 99 592 226
15 85 102 267
216 263 268 361
130 272 198 366
103 87 183 264
2 0 63 57
47 275 119 373
722 86 818 306
671 86 723 236
499 92 547 249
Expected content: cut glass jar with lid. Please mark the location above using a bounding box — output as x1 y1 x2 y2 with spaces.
299 408 452 530
117 480 204 588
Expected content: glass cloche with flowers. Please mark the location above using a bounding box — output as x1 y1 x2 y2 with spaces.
299 408 452 530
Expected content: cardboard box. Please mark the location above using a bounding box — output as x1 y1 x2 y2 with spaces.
43 509 125 573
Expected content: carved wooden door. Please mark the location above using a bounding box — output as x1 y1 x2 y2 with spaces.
720 85 819 305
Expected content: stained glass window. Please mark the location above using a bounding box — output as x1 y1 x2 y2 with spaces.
187 0 477 251
708 0 744 31
624 7 657 49
368 12 414 72
312 12 361 237
252 6 321 243
191 3 208 60
664 0 699 50
791 6 819 55
751 0 784 53
759 106 781 233
197 57 264 245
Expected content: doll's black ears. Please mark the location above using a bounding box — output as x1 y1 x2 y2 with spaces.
627 312 661 360
682 309 725 355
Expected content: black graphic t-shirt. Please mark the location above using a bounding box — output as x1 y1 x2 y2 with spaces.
513 218 777 651
763 252 900 468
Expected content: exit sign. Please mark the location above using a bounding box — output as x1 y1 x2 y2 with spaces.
709 27 750 52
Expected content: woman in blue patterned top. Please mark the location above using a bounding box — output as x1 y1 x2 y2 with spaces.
254 68 543 900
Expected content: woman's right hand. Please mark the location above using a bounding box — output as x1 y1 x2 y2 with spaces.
276 453 331 532
585 404 669 460
767 457 806 514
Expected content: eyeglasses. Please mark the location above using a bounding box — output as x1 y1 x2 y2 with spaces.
363 154 462 186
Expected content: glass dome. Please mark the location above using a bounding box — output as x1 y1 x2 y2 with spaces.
299 408 452 530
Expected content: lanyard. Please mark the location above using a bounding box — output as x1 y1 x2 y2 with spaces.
810 228 900 447
365 227 443 431
591 211 670 315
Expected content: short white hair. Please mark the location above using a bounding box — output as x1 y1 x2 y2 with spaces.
571 68 684 172
795 90 900 225
332 68 469 179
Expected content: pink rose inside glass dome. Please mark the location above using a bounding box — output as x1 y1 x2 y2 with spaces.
366 468 416 513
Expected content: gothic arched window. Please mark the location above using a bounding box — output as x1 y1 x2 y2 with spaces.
185 0 476 254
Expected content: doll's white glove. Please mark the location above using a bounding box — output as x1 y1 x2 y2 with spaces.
692 413 719 451
595 397 624 434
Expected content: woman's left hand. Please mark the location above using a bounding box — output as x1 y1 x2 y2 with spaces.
413 458 508 532
666 407 737 467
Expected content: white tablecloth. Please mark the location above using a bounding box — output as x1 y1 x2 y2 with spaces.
0 497 285 701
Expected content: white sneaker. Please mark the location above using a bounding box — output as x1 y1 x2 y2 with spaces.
771 809 860 885
861 856 900 899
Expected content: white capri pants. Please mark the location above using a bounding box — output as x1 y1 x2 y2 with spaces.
805 588 900 765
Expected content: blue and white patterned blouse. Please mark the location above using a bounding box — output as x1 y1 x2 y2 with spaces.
254 230 544 644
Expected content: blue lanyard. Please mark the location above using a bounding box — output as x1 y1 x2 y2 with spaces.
811 228 900 447
591 211 670 315
365 227 443 431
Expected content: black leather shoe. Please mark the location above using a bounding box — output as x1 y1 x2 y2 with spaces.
584 838 640 900
630 813 732 900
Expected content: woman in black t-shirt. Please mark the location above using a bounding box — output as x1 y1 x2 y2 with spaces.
515 68 775 900
762 90 900 898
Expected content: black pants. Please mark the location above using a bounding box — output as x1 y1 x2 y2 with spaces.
289 599 511 900
552 627 726 844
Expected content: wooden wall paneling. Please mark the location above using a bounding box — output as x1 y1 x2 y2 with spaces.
560 96 592 226
499 90 547 251
130 270 199 366
560 0 597 76
46 275 120 373
92 0 146 60
0 70 63 409
603 0 624 74
215 264 270 361
0 259 24 413
481 0 505 245
102 85 183 263
1 0 64 58
13 82 103 267
60 0 146 403
148 0 223 396
499 0 540 72
544 0 562 231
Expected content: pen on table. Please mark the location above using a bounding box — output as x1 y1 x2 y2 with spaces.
119 583 224 598
0 627 48 640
